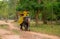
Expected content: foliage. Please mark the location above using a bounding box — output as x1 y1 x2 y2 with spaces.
0 1 8 19
0 0 60 23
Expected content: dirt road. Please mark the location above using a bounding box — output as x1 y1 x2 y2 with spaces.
0 20 60 39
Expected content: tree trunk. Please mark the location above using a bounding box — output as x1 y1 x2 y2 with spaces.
14 11 19 22
42 13 47 24
35 10 40 26
35 0 41 26
42 9 47 24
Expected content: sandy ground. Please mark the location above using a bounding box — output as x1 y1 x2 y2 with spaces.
0 20 60 39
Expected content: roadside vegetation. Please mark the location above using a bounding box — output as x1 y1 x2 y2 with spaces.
12 29 20 35
30 24 60 36
0 24 8 29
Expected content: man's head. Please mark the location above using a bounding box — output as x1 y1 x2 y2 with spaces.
20 14 24 16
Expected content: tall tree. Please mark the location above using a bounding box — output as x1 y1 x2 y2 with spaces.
8 0 18 19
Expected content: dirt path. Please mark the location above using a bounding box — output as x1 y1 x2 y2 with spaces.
0 20 60 39
18 31 60 39
0 20 20 39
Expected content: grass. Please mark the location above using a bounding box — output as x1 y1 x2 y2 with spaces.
12 29 20 35
0 24 8 29
30 24 60 36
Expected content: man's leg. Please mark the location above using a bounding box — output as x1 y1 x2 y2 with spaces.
20 23 23 30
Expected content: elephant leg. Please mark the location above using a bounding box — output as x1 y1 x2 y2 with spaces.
24 23 29 31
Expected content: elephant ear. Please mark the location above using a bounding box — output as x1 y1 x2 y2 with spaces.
23 16 30 23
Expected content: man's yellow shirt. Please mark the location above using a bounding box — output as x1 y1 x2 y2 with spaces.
18 16 24 24
18 11 29 24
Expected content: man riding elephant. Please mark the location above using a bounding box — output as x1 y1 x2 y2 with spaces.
18 10 30 31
